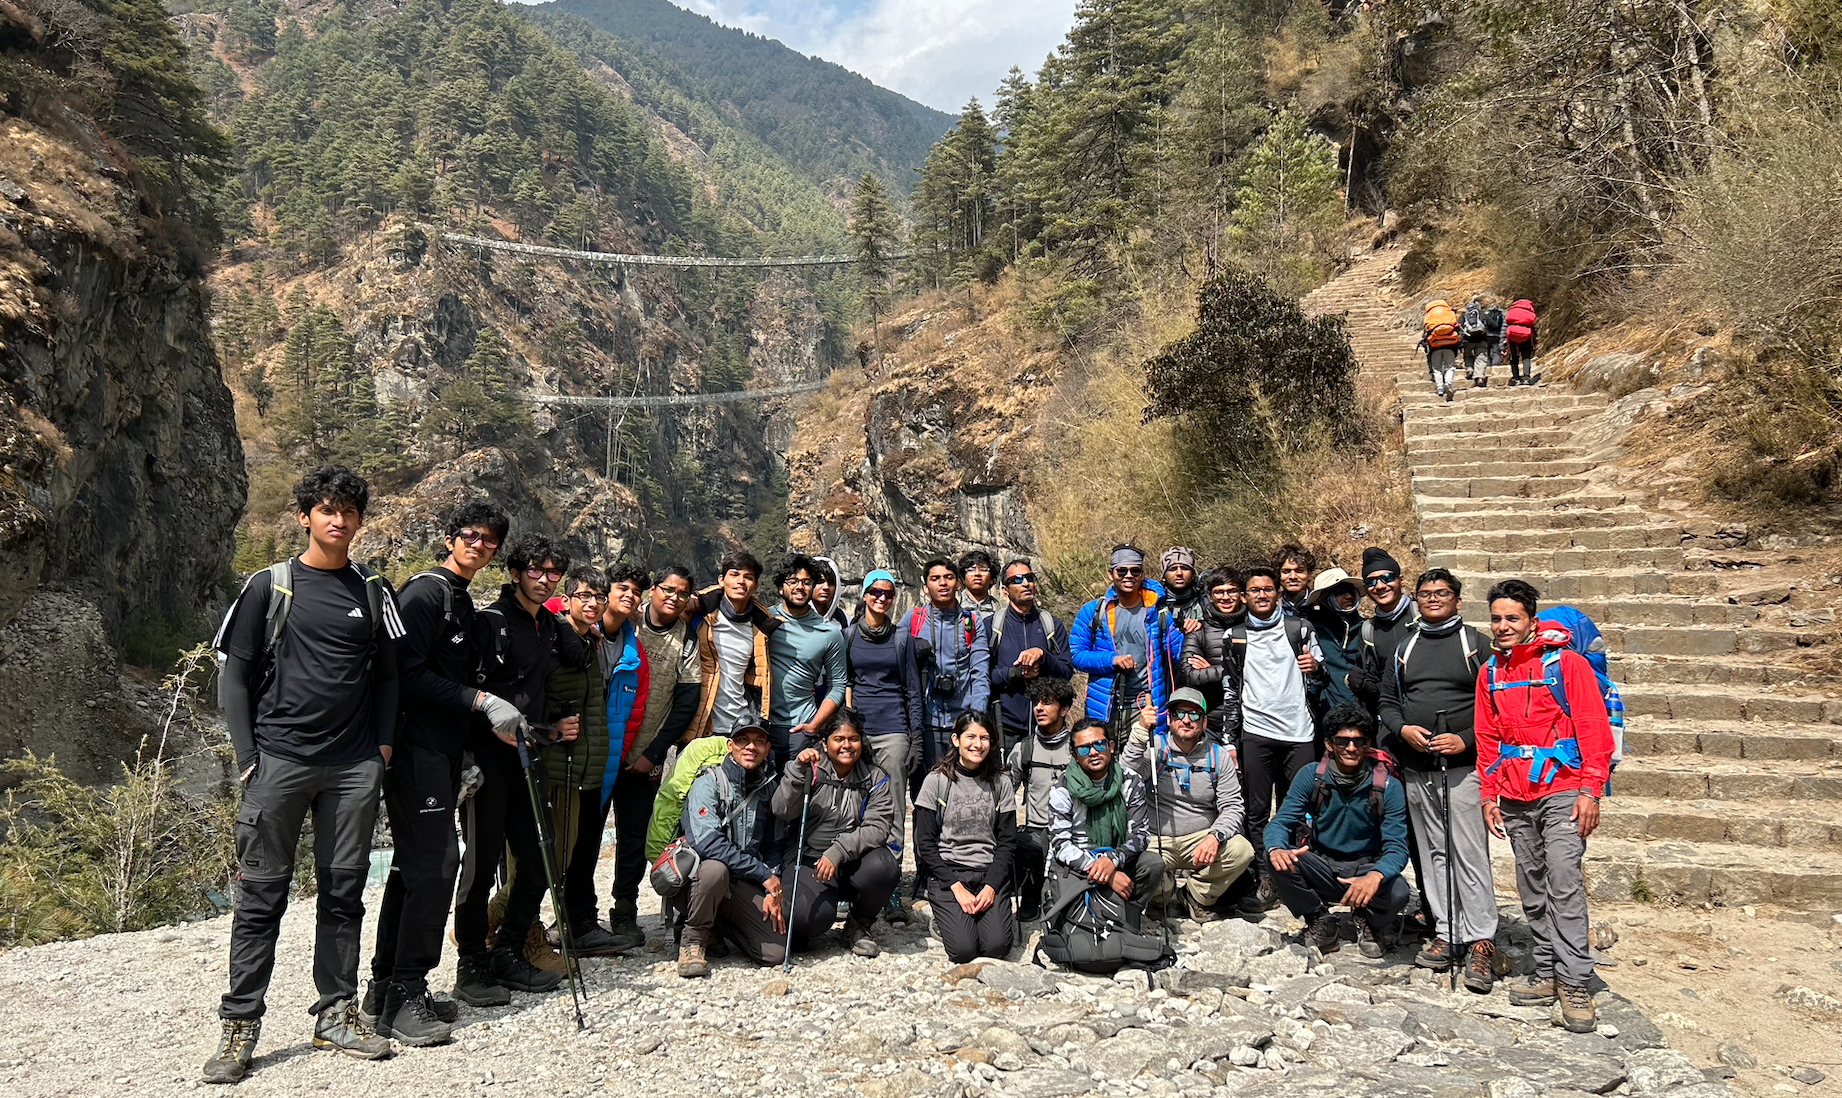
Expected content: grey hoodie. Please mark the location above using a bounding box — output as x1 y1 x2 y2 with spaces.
771 753 896 868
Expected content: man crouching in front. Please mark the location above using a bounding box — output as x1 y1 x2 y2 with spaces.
675 722 785 976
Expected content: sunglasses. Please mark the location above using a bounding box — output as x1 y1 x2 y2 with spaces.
454 530 501 549
1004 572 1037 586
1073 741 1112 757
1113 567 1143 577
1364 572 1398 586
1329 736 1369 750
864 587 895 600
524 567 565 581
1169 709 1203 723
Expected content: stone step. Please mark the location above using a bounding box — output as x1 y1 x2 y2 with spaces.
1622 721 1842 761
1424 525 1683 552
1421 508 1658 534
1410 459 1599 480
1428 546 1686 574
1411 475 1592 500
1407 427 1582 451
1409 444 1589 466
1447 570 1721 600
1610 652 1825 686
1404 407 1605 437
1417 493 1645 514
1608 755 1842 801
1620 683 1842 724
1597 797 1842 852
1563 837 1842 907
1401 393 1605 415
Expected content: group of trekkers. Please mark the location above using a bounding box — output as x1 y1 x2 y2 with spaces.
202 464 1618 1084
1420 295 1540 399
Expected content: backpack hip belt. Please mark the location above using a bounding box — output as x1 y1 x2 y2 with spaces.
1485 738 1582 784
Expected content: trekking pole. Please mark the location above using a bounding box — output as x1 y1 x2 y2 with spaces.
516 721 587 1029
783 761 815 974
1145 740 1172 951
1434 710 1461 994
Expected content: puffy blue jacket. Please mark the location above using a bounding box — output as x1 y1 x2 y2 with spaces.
599 618 648 809
1068 584 1183 732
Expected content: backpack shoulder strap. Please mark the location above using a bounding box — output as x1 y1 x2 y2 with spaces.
407 570 458 625
1360 618 1375 648
1543 649 1570 717
349 562 387 637
990 608 1006 646
907 607 927 638
1368 758 1388 818
1228 623 1249 669
1284 616 1307 657
263 560 293 657
1043 611 1062 646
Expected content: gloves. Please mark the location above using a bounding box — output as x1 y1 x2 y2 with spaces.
475 692 524 739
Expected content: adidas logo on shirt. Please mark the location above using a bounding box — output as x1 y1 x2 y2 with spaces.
347 607 366 618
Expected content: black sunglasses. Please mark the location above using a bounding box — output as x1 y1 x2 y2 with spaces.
1329 736 1370 749
1113 566 1143 577
1004 572 1037 586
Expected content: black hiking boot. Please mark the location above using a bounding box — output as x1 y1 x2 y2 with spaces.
1305 912 1342 956
1357 917 1386 959
358 977 382 1027
608 901 646 952
452 953 511 1008
202 1018 260 1084
1238 871 1279 915
377 980 453 1047
486 940 564 994
311 999 393 1060
572 921 628 957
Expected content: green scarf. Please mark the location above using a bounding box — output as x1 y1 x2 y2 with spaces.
1065 762 1129 851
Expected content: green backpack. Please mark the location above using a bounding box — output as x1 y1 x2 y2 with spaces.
644 735 732 862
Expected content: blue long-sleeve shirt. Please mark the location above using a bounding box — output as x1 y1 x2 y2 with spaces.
767 606 847 728
988 605 1075 731
682 755 783 885
913 604 990 729
1263 760 1410 880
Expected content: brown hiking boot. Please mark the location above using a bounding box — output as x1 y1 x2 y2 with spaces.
1559 983 1597 1032
523 922 565 973
677 939 710 979
1415 937 1454 971
1509 974 1558 1006
1305 912 1341 956
1463 940 1499 994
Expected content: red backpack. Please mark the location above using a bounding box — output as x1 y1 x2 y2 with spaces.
1505 299 1537 343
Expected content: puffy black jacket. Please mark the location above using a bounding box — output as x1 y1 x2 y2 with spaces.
1179 605 1245 744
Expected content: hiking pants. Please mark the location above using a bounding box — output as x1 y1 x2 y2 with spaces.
372 744 462 987
556 787 609 930
768 723 817 779
1427 347 1457 393
783 847 900 944
608 767 657 908
223 754 383 1020
455 741 547 955
1501 792 1593 986
865 732 910 866
1240 734 1316 864
926 867 1015 964
1507 339 1535 380
1270 851 1410 926
1012 826 1050 916
1462 340 1492 382
1403 765 1499 944
1151 830 1256 907
676 859 786 966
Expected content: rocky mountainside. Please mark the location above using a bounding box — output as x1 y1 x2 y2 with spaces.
0 0 245 777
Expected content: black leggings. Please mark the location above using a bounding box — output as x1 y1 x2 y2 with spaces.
784 847 901 943
927 867 1014 964
1241 734 1316 861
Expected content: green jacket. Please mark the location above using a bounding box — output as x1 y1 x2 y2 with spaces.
544 626 608 792
645 735 730 861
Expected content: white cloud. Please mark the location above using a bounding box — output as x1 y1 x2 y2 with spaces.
678 0 1076 112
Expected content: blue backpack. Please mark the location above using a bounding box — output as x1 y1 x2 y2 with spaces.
1535 606 1625 766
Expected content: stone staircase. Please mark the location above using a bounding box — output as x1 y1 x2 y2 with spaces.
1303 249 1842 911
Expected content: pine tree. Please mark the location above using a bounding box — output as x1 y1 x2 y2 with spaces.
849 172 901 372
1229 109 1342 290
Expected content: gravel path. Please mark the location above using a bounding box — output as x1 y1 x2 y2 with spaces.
0 886 1731 1098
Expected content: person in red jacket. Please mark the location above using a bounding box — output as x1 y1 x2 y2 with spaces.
1475 578 1614 1035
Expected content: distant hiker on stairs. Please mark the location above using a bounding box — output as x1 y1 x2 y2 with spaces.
1420 298 1462 402
1504 298 1539 386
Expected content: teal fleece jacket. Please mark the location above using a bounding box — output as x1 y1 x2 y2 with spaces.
1264 760 1410 879
766 606 847 728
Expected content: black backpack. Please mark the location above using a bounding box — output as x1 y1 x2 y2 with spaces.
1035 871 1174 975
1483 305 1506 336
1460 302 1488 340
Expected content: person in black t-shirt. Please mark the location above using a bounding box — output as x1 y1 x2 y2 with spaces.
362 498 513 1047
452 535 589 1002
204 467 406 1085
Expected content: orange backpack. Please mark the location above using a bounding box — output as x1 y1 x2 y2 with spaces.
1423 300 1460 348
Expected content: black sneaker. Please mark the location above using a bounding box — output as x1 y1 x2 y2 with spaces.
312 1000 393 1060
202 1018 260 1084
607 903 646 952
378 980 453 1047
1305 912 1341 956
487 941 564 993
572 921 629 957
453 953 511 1008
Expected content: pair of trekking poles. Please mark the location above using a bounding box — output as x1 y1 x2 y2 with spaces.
512 720 589 1030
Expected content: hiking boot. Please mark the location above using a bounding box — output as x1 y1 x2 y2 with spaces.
523 921 565 973
1508 974 1558 1006
1415 937 1455 971
1401 910 1434 940
883 892 909 927
842 918 880 958
1305 912 1341 956
427 994 459 1024
377 980 453 1047
1239 871 1279 915
487 940 564 994
1559 983 1597 1032
1463 940 1499 994
1444 388 1454 402
202 1018 260 1084
608 901 646 952
452 953 511 1008
572 921 628 957
705 934 731 959
312 999 393 1060
1186 894 1220 925
677 939 710 979
358 977 382 1027
1356 918 1385 959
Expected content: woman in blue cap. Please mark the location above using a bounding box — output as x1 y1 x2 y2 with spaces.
842 568 924 925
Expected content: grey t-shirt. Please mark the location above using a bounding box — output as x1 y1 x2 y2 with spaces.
1241 621 1314 743
917 769 1015 871
1006 732 1072 829
711 613 755 736
1113 603 1149 699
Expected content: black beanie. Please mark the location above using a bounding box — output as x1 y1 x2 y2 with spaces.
1361 547 1401 578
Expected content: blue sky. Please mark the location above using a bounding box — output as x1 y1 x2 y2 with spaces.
677 0 1079 112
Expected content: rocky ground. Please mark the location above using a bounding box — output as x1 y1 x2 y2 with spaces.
6 881 1827 1098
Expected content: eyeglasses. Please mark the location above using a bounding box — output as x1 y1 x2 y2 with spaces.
1416 588 1456 602
1329 736 1369 750
568 590 606 602
524 567 565 581
656 588 689 601
783 577 814 589
1004 572 1037 586
1113 567 1143 578
1169 709 1203 724
1364 572 1398 586
455 530 500 549
864 587 895 600
1073 741 1112 757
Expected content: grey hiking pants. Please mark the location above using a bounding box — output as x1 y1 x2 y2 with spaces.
1403 766 1499 944
865 732 910 867
677 859 786 966
1427 347 1457 393
223 753 384 1020
1501 792 1593 986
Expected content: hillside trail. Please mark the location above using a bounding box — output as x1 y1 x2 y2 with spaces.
1304 248 1842 1093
